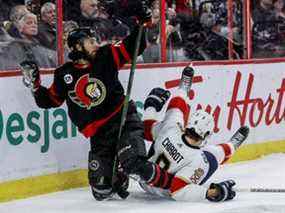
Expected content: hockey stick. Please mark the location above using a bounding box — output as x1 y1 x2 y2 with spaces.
111 25 144 198
235 187 285 193
117 25 144 140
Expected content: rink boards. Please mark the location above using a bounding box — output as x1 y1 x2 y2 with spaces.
0 61 285 202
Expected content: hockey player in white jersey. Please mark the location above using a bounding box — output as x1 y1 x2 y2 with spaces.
140 66 250 202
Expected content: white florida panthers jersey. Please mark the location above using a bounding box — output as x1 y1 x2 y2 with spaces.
141 90 235 202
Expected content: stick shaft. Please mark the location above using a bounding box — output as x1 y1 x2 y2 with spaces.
235 188 285 193
112 25 144 189
118 25 144 139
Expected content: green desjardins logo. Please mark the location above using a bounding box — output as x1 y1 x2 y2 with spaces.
0 108 78 153
0 101 144 153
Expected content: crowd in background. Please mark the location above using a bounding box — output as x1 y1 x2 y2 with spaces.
252 0 285 58
0 0 285 70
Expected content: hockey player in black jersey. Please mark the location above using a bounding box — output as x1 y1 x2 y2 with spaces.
19 2 174 201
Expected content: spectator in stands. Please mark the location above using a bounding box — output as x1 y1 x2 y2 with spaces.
274 0 285 20
63 0 80 21
37 2 56 50
167 0 193 15
253 0 276 24
66 0 117 43
273 0 285 56
171 11 243 61
63 20 79 61
91 18 114 43
0 37 56 70
16 12 39 41
0 27 14 44
0 12 56 69
142 7 186 63
63 21 79 49
166 8 187 61
0 0 25 22
2 39 56 69
0 27 17 70
142 8 161 63
110 22 129 42
199 1 242 44
24 0 53 15
81 0 99 18
5 4 30 38
252 0 282 58
75 0 100 27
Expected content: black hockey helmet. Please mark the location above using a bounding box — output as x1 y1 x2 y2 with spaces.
67 27 99 61
67 27 95 49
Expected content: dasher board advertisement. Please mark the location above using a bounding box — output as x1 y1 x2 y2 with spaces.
0 62 284 201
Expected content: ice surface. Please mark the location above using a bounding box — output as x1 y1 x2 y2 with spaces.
0 154 284 213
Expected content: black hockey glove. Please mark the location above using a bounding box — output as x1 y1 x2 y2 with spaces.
136 1 152 24
144 87 171 112
19 60 41 92
206 180 236 202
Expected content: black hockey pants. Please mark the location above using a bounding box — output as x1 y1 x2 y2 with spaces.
88 101 147 199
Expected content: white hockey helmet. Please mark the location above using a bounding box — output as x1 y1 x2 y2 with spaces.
185 109 215 147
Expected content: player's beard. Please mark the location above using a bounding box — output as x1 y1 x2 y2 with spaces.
81 47 98 61
86 50 97 61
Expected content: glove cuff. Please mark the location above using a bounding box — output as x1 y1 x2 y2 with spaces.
31 79 41 92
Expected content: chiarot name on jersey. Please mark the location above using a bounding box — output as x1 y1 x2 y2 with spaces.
162 138 184 163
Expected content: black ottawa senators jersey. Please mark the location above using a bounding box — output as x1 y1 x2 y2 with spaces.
33 26 146 138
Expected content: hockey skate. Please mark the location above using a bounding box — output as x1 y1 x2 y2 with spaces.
229 126 249 150
179 66 195 93
115 170 130 199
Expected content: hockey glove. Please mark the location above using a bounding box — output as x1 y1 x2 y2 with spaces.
206 180 236 202
136 1 152 25
19 60 41 92
144 87 171 112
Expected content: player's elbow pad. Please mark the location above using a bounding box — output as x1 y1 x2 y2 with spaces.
171 184 208 202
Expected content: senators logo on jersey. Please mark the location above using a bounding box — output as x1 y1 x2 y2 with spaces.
68 74 106 109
